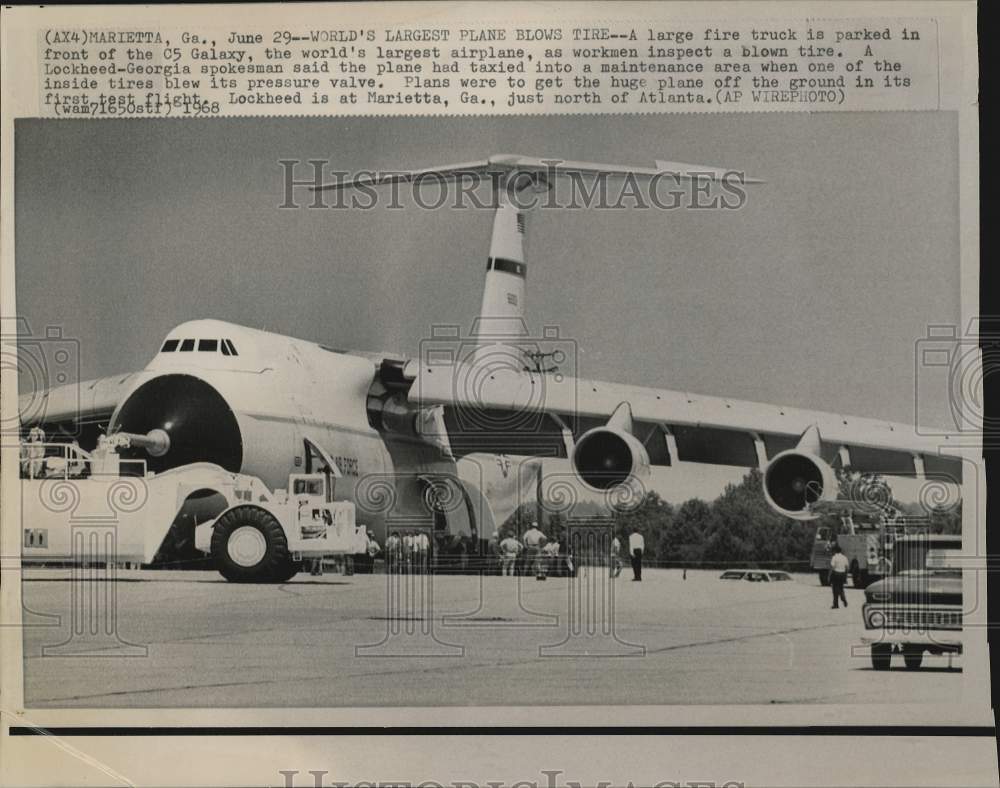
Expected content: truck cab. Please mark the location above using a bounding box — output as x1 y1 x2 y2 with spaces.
860 534 963 670
196 440 370 582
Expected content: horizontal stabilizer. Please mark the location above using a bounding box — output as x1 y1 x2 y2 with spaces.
314 153 761 191
655 160 764 183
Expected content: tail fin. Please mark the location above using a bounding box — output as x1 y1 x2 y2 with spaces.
310 153 761 368
473 196 528 352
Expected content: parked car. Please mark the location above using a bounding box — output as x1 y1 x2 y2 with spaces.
719 569 793 582
861 535 962 670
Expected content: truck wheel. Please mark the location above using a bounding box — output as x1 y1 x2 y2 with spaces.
903 646 924 670
871 643 892 671
211 506 293 583
817 569 830 586
271 560 301 583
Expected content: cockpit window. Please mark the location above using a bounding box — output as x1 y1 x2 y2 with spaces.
161 337 234 355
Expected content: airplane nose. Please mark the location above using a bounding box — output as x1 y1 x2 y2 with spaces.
108 374 243 473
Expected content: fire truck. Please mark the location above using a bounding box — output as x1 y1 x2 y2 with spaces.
18 435 369 583
810 500 929 588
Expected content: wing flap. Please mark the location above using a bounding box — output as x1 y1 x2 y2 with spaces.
671 425 758 468
408 364 964 480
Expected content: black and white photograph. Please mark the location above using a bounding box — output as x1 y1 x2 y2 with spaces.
0 3 990 787
10 110 977 706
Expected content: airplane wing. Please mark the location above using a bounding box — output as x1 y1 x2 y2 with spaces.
404 361 964 488
17 373 142 439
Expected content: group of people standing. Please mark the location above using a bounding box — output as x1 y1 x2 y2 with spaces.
609 529 645 581
320 522 650 581
492 521 574 579
490 522 646 581
383 529 432 573
493 521 569 579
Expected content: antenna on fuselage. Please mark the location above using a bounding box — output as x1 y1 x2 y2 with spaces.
313 154 760 365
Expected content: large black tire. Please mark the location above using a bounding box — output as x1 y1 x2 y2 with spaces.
817 569 830 586
871 643 892 671
211 506 296 583
854 569 870 589
903 645 924 670
271 559 301 584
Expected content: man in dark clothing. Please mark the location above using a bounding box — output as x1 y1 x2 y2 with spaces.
629 528 645 581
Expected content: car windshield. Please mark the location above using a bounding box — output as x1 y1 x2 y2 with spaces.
720 571 744 579
898 567 963 577
894 545 963 575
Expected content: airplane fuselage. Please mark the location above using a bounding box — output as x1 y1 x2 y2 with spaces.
107 319 490 546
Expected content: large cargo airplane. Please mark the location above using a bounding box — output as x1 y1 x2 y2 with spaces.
17 154 964 576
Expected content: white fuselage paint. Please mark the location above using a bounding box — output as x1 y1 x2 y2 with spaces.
109 319 476 542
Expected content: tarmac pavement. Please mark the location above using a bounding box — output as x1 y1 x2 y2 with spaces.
19 567 962 707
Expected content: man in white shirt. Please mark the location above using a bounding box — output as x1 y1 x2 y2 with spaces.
522 522 547 580
402 532 415 573
829 544 850 608
499 534 522 576
542 538 561 576
416 530 431 574
365 529 381 574
628 528 645 581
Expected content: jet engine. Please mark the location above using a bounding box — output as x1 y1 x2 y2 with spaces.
571 403 650 491
762 425 838 520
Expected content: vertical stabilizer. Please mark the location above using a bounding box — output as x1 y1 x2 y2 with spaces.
310 154 759 369
472 195 528 359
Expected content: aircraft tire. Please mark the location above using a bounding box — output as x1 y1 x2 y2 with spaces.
211 506 293 583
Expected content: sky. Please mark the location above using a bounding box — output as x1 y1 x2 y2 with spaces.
15 112 960 431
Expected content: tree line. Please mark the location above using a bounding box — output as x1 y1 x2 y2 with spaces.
501 468 961 570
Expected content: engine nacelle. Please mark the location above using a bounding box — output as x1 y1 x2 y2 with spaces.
762 449 838 521
572 426 651 492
